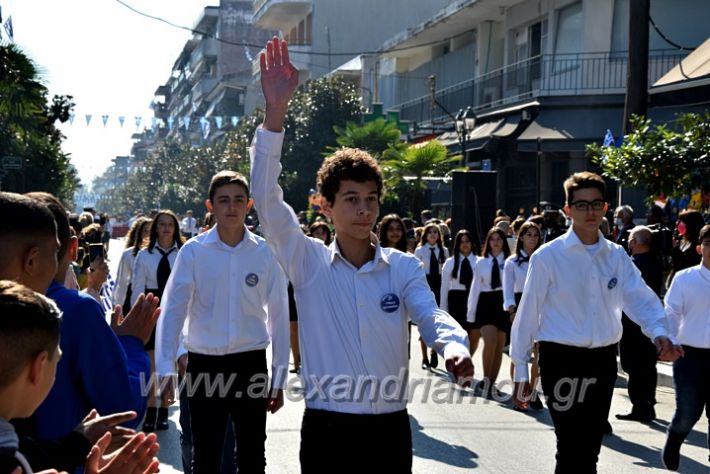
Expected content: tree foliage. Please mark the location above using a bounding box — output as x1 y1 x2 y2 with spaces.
0 44 79 202
332 117 405 160
587 113 710 199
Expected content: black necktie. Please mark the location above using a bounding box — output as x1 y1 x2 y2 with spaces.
515 254 530 266
490 257 501 289
459 257 473 291
156 247 175 293
429 248 439 276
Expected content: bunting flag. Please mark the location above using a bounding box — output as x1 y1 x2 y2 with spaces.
231 116 239 127
118 116 125 128
167 117 174 131
215 116 223 129
182 116 190 131
3 16 13 42
43 112 245 131
101 115 109 127
151 117 157 129
85 114 92 126
200 117 210 139
134 116 142 129
69 114 75 125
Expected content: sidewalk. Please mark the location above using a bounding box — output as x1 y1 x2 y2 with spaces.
618 358 674 389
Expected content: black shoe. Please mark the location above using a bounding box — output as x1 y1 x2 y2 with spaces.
615 411 655 423
142 407 156 432
429 350 438 369
662 431 684 471
142 420 155 432
421 359 430 370
156 407 169 431
529 397 544 410
602 420 613 435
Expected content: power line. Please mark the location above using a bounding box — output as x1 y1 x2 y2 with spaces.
649 16 697 51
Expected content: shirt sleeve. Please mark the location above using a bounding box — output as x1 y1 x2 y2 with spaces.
265 254 290 390
113 251 131 306
130 251 147 307
439 258 453 312
402 256 469 359
503 256 516 311
249 127 322 286
156 245 195 376
620 251 668 342
466 259 482 323
510 253 549 382
663 272 684 340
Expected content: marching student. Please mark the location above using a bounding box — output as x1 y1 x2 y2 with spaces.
132 210 184 432
378 213 408 253
466 227 511 397
661 224 710 471
250 37 472 473
511 171 678 473
503 221 542 409
414 222 449 369
440 229 478 356
113 217 151 311
157 170 289 474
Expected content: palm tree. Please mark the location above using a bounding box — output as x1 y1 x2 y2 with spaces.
331 117 406 159
381 140 462 215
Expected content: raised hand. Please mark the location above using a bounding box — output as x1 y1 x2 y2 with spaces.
113 293 161 345
260 36 299 132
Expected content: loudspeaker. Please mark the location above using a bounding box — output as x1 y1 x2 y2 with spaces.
451 171 497 251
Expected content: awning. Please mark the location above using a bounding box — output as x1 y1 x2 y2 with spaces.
517 107 623 152
652 37 710 93
491 115 524 138
465 118 504 150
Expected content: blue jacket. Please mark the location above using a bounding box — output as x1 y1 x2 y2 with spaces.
34 282 150 439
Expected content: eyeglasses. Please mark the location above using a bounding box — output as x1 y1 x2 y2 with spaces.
569 200 606 212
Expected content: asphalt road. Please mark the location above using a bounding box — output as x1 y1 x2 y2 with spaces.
107 239 709 473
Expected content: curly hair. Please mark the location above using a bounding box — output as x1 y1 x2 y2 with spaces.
316 148 383 204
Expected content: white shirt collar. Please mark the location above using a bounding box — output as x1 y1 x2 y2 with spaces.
203 224 259 249
562 228 611 254
330 235 389 267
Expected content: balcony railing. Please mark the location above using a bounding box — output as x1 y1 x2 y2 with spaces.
393 51 684 124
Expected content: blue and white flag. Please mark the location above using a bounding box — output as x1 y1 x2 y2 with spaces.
167 117 174 130
3 16 13 42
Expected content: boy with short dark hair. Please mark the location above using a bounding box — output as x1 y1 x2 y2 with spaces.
251 37 472 472
511 171 678 472
0 280 62 473
157 169 289 474
661 224 710 471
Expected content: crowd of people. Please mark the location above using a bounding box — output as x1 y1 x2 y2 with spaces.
1 37 709 474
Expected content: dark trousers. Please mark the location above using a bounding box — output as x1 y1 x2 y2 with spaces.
619 314 658 415
669 346 710 446
300 408 412 473
538 342 617 474
178 375 236 474
187 350 268 474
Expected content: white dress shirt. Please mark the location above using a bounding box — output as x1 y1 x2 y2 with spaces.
155 226 289 389
250 127 469 414
439 254 478 313
664 264 710 349
466 253 506 322
130 243 179 306
113 247 136 306
503 251 530 310
180 216 198 237
414 245 448 275
510 229 670 382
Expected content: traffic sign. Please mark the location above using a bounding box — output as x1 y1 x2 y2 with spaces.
1 156 22 170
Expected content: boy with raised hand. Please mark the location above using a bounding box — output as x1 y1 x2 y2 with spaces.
251 37 472 472
661 224 710 471
511 171 678 473
157 170 289 474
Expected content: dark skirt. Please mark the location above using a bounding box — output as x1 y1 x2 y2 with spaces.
448 289 475 331
144 287 163 351
472 290 510 332
515 292 523 306
426 273 442 306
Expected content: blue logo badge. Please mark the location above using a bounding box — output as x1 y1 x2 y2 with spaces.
245 273 259 287
608 277 618 290
380 293 400 313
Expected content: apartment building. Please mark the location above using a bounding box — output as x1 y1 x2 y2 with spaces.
370 0 710 214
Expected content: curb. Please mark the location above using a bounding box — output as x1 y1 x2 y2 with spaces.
618 357 674 389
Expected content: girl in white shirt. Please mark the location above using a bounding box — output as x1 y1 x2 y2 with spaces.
440 230 478 355
466 227 510 396
414 223 449 369
503 221 542 409
378 214 408 252
113 217 151 311
132 210 184 432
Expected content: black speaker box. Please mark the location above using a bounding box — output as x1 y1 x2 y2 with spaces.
450 171 497 251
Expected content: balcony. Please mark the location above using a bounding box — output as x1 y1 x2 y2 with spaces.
392 51 685 125
191 77 218 104
190 39 218 78
252 0 310 31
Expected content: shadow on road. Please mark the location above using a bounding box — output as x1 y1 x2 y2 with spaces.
410 415 478 469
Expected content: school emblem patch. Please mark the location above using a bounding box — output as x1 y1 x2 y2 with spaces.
245 273 259 287
380 293 400 313
607 277 617 290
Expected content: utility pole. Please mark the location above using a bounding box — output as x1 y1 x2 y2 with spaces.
427 75 436 128
621 0 650 204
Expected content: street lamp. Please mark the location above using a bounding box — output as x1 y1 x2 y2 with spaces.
455 106 476 166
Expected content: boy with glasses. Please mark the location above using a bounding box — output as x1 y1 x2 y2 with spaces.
511 171 679 473
661 224 710 471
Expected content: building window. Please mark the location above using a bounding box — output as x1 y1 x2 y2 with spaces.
554 2 583 56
